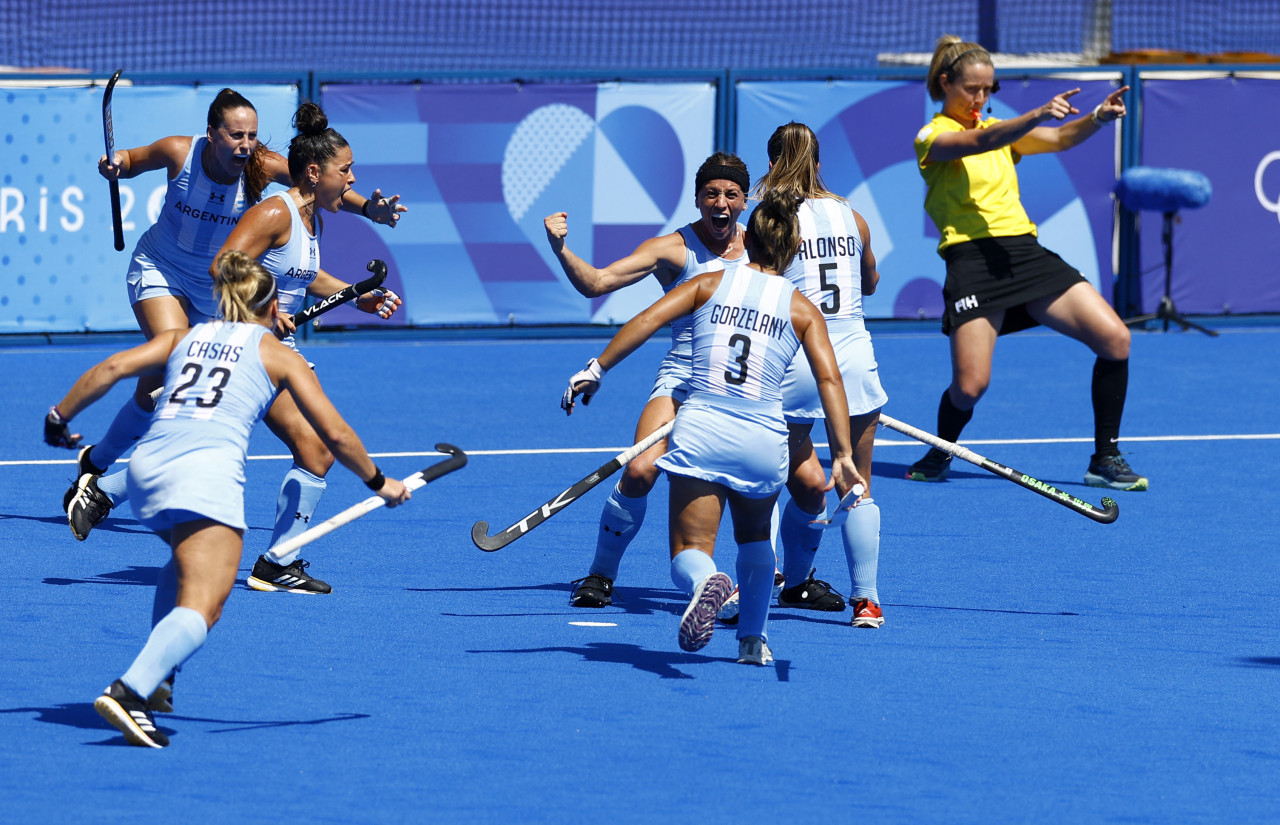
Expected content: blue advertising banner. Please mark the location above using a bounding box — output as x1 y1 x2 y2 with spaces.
735 76 1123 321
1138 76 1280 316
316 81 717 327
0 83 299 332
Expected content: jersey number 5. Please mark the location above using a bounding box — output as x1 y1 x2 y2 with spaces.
818 262 841 315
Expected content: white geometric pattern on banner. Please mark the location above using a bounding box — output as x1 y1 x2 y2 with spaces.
503 104 595 222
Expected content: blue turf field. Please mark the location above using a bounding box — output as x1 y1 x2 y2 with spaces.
2 325 1278 823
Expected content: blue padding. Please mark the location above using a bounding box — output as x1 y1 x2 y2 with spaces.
1115 166 1212 213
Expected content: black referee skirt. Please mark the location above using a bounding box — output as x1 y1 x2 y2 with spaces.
940 233 1087 336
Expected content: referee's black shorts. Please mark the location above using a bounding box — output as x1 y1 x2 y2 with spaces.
940 234 1087 336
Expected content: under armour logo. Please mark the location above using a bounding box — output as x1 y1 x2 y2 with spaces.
208 191 226 205
294 512 310 523
601 524 624 537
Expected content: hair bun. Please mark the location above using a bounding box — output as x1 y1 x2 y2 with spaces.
292 101 328 136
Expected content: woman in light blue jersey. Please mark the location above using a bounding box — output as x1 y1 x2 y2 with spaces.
44 249 408 748
215 101 403 594
755 121 890 629
53 88 406 542
561 190 864 665
544 152 751 610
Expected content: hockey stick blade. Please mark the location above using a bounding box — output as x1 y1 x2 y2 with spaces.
102 69 125 251
294 258 389 324
809 484 865 530
265 443 466 563
471 420 675 551
879 413 1119 524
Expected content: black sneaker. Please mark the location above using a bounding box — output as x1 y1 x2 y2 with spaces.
66 473 112 541
1084 454 1148 491
569 573 613 607
778 569 846 611
906 447 952 482
148 674 174 713
247 555 332 594
94 679 169 748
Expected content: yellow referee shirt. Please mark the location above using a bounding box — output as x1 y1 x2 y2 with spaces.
914 113 1037 253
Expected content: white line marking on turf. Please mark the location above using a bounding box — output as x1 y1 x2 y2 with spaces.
8 432 1280 467
569 621 617 627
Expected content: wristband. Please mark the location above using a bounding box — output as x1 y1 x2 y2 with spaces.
365 466 385 491
1091 104 1111 125
361 199 373 219
48 405 67 424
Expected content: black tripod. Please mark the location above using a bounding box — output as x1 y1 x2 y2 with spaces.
1124 210 1218 337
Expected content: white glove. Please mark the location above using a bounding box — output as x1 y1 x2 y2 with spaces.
359 288 401 319
561 358 604 414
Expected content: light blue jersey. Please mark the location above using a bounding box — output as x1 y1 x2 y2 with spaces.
259 193 321 321
657 268 800 497
128 322 277 532
780 197 888 420
648 223 748 402
128 137 250 321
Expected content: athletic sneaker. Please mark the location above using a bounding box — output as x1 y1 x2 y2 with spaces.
94 679 169 748
246 556 332 594
906 447 952 482
1084 454 1148 491
778 569 846 611
569 574 613 608
148 675 174 713
737 635 774 666
851 597 885 628
66 473 112 541
678 572 733 652
718 586 740 625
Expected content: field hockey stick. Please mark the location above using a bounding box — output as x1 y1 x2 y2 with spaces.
809 483 865 529
471 419 676 551
294 259 388 325
102 69 125 251
878 413 1119 524
265 443 467 563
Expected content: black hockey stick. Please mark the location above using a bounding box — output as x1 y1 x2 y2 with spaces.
879 413 1118 524
294 258 388 325
102 69 125 251
265 443 467 563
472 420 675 551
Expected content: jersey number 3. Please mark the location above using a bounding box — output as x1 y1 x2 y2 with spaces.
724 333 751 385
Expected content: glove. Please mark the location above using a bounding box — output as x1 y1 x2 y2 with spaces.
561 358 604 414
44 405 82 448
373 288 401 319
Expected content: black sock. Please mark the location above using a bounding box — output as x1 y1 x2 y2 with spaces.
1092 357 1128 457
937 389 974 444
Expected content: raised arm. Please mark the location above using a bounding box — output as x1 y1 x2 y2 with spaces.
544 212 685 297
925 88 1082 163
260 149 405 228
1013 85 1129 155
98 135 192 182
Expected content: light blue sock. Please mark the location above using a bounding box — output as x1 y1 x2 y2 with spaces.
841 497 881 602
735 540 774 641
589 484 647 580
120 606 207 700
93 396 153 468
96 468 130 508
267 465 327 565
780 498 827 588
150 558 178 628
670 548 717 597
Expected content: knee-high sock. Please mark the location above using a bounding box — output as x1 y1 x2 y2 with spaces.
267 465 327 565
1092 357 1129 457
151 558 178 629
120 606 207 700
841 496 881 602
96 468 130 508
93 397 154 468
735 540 774 641
588 484 647 580
670 548 717 597
938 389 974 443
779 498 828 587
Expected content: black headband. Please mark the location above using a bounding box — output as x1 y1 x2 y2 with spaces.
946 47 988 76
696 163 749 193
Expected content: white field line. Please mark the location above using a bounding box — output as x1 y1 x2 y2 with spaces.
8 432 1280 467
